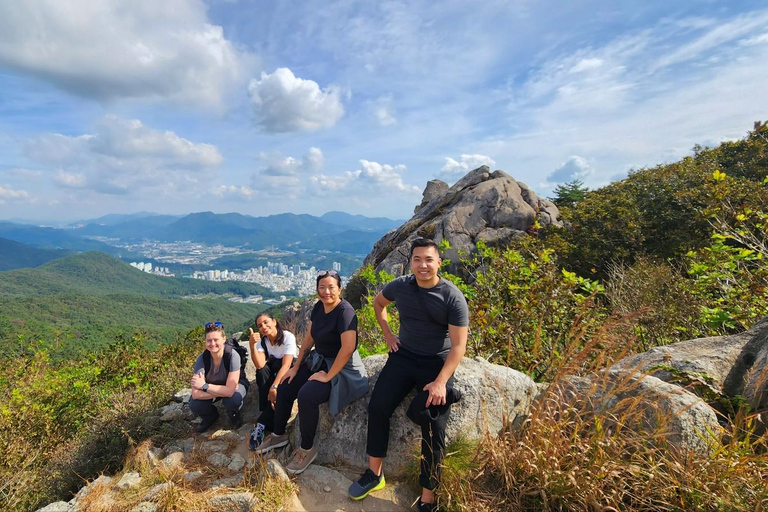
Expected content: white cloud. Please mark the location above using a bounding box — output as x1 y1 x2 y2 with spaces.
259 147 324 176
0 0 250 106
570 58 603 73
248 68 345 133
547 155 595 184
371 95 397 126
441 154 496 179
212 185 256 200
25 115 222 195
0 184 31 203
311 160 420 195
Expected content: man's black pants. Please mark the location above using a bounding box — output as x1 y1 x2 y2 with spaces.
366 348 453 490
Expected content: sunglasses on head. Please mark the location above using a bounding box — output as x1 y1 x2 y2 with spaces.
317 269 339 278
205 321 223 329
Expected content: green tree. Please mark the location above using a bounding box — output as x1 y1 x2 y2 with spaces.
550 179 589 209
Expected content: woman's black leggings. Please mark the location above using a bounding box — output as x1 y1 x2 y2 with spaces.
273 361 331 450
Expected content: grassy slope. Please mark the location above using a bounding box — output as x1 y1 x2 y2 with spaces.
0 251 270 357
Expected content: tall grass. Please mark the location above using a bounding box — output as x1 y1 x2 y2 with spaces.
437 317 768 511
0 330 201 512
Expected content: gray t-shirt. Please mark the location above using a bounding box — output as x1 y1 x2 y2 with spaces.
193 349 242 386
382 275 469 357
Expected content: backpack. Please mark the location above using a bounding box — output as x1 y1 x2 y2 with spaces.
202 335 250 390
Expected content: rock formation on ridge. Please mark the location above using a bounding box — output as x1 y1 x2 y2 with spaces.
360 165 561 280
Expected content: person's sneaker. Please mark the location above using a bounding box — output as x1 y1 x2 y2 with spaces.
253 433 290 454
228 409 243 429
348 468 385 500
195 410 219 433
249 423 266 450
284 445 317 475
416 497 437 512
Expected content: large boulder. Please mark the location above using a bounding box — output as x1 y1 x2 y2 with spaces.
298 355 538 476
610 316 768 416
555 369 722 455
360 166 562 279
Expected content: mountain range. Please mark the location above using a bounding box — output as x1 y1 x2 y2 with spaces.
0 210 402 271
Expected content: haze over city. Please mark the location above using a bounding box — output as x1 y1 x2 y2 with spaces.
0 0 766 223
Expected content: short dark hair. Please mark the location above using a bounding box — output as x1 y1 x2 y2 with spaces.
204 322 225 336
409 238 440 259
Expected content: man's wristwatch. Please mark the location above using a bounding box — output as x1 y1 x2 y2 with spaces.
270 384 278 390
202 383 210 392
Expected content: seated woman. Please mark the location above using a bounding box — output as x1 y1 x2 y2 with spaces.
253 270 369 475
248 311 298 450
189 322 246 432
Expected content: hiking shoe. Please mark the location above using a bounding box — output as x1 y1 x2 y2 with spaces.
348 468 385 500
416 497 437 512
228 409 243 429
249 423 266 450
196 410 219 433
253 433 290 454
285 445 317 475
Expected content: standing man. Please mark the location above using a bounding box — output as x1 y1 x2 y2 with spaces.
348 238 469 512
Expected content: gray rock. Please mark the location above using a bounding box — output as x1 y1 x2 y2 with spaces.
145 447 164 466
556 369 722 455
183 471 204 482
160 451 185 469
201 440 229 454
35 502 71 512
211 475 245 488
414 179 449 214
143 482 172 502
172 388 192 403
297 465 352 493
266 459 290 482
302 354 537 476
165 438 194 455
130 503 158 512
159 404 185 422
73 475 113 501
359 166 562 281
227 453 246 472
611 315 768 421
208 492 254 512
207 452 231 467
116 471 142 490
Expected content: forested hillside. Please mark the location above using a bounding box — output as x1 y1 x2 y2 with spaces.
0 251 275 358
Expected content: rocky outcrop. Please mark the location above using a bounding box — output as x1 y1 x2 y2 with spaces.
299 355 538 476
361 166 562 279
610 316 768 419
556 369 722 455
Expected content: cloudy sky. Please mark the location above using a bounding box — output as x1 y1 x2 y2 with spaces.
0 0 766 223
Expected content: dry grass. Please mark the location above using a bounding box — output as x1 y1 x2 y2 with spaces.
436 317 768 512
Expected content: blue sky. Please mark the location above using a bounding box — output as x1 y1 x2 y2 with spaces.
0 0 766 223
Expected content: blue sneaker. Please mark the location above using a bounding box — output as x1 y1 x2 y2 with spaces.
348 468 385 500
249 423 265 450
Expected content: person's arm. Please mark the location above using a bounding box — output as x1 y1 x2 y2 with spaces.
248 328 267 369
190 368 241 399
268 354 295 405
308 330 355 383
281 323 315 384
423 324 468 406
373 291 400 352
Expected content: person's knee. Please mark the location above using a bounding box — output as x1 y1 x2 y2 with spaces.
297 382 325 408
368 389 397 419
189 398 212 416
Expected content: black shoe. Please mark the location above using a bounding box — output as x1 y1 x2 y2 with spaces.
416 497 436 512
196 410 219 433
228 409 243 429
